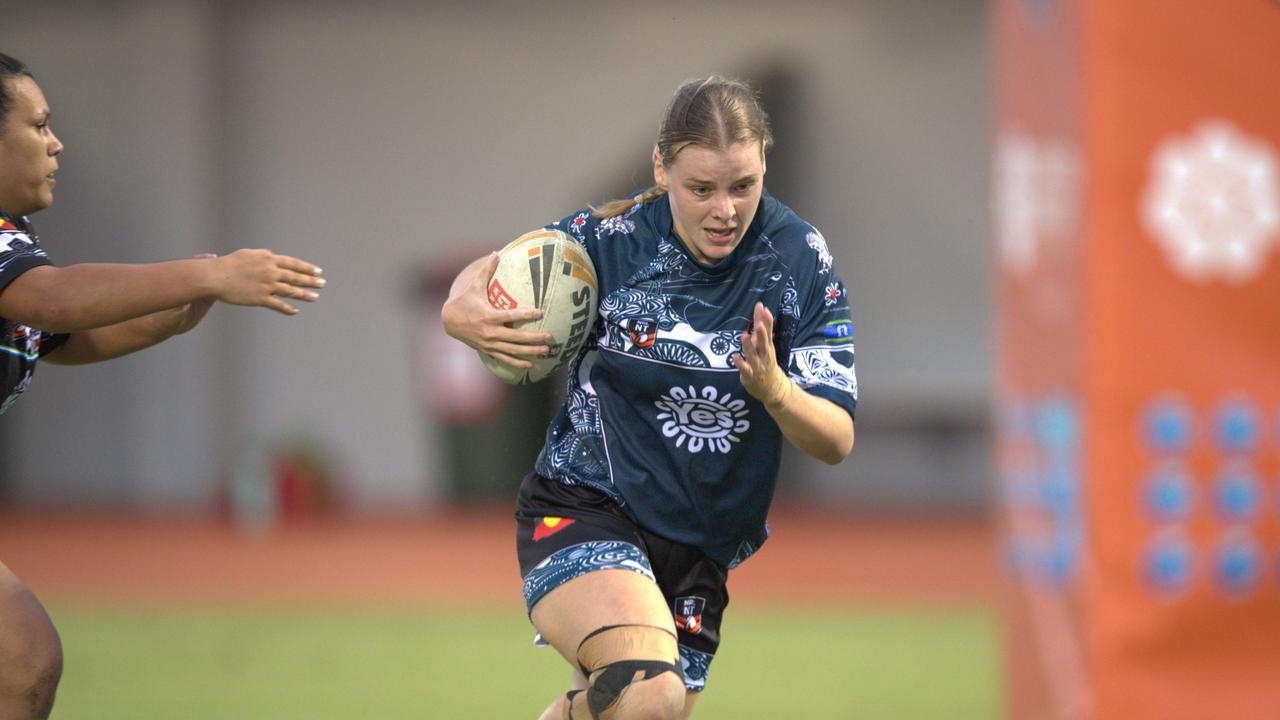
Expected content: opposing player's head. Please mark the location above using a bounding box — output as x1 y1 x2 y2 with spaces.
0 53 63 217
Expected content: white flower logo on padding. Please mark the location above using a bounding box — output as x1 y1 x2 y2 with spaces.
1143 121 1280 283
655 385 750 454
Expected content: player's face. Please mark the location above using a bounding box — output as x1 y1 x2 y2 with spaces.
0 76 63 217
656 141 765 265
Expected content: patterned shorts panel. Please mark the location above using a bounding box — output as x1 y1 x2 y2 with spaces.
521 539 654 611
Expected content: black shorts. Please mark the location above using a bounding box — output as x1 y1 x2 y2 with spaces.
514 472 729 691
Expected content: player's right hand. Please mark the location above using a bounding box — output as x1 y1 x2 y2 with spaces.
441 251 551 368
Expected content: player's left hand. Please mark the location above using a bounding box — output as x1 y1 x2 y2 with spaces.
733 301 793 409
152 297 216 337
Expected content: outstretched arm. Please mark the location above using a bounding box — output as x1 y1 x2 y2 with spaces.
733 302 855 464
0 249 324 333
41 297 215 365
441 252 552 369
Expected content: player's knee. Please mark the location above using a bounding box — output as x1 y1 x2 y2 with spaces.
571 624 684 720
612 670 685 719
568 671 685 720
0 596 63 720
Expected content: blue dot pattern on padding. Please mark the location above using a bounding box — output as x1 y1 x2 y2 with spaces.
1145 536 1193 594
522 540 654 612
1145 468 1193 520
1214 399 1259 453
1215 470 1259 520
1216 538 1260 594
1144 397 1193 453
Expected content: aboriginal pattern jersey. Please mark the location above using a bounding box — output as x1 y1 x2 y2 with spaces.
533 191 857 568
0 211 67 415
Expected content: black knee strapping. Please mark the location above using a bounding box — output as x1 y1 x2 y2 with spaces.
570 624 683 719
585 660 682 717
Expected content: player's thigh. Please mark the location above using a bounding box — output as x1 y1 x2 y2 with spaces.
531 566 677 668
527 563 675 666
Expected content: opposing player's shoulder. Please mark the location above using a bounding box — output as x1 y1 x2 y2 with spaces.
0 216 51 287
0 215 39 254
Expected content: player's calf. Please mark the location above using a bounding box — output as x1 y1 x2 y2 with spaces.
563 624 685 720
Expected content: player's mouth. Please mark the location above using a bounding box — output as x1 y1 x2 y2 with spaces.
46 170 57 185
704 226 736 244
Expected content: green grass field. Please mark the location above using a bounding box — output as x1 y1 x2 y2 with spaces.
48 601 995 719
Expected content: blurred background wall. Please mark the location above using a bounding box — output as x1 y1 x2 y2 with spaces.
0 0 990 515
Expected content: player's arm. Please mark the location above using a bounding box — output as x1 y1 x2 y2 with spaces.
734 301 855 465
0 249 324 333
40 299 214 365
441 252 552 368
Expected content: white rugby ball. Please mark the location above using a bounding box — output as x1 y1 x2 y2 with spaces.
481 228 598 384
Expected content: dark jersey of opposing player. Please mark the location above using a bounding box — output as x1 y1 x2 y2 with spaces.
534 190 857 568
0 210 68 415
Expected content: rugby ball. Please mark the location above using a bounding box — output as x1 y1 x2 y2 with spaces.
481 228 598 384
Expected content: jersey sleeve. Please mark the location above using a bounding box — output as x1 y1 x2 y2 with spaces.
0 225 53 295
37 332 70 357
547 208 597 248
784 226 858 421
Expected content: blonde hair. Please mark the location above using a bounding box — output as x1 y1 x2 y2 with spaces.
592 75 773 219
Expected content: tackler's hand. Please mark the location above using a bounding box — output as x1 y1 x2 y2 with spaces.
733 301 794 410
442 252 552 369
210 249 325 315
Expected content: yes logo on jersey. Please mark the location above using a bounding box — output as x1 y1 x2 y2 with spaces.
673 596 706 635
655 385 750 454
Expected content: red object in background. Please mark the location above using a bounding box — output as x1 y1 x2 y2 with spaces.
270 444 339 523
275 455 304 520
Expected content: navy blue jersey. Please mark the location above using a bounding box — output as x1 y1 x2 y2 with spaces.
0 211 68 414
533 190 857 568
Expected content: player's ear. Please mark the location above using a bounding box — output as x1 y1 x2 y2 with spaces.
652 146 667 189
